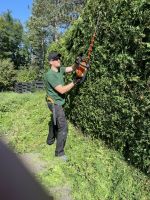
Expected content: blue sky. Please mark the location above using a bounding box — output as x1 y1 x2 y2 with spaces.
0 0 33 25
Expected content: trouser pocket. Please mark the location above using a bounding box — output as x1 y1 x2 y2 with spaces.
55 105 68 156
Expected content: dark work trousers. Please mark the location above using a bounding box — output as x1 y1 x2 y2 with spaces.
47 103 68 156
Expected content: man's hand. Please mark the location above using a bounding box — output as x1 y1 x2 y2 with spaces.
73 76 86 85
75 53 83 65
66 54 83 72
75 56 81 65
72 54 84 71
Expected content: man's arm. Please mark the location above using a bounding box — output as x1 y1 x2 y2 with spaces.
55 82 75 94
65 64 77 73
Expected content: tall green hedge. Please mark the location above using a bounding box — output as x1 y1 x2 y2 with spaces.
48 0 150 175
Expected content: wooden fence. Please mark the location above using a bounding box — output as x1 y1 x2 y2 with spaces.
14 81 44 93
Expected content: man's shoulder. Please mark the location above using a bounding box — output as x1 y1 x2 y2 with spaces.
45 70 58 83
45 69 53 77
46 69 51 74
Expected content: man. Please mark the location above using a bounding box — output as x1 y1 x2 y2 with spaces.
44 52 83 161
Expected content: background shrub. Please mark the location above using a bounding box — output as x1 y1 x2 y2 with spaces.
15 65 40 82
0 59 16 91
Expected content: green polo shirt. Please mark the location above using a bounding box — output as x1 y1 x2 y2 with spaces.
44 67 66 105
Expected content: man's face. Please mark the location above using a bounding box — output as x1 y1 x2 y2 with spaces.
50 57 61 68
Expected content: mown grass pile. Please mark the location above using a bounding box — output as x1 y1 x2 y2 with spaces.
0 92 150 200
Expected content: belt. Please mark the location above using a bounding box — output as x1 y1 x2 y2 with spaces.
46 96 55 104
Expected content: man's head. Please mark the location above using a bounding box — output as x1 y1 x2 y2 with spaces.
48 52 61 68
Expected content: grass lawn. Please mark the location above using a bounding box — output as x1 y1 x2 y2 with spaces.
0 91 150 200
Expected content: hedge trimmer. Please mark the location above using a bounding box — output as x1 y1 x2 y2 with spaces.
75 12 101 80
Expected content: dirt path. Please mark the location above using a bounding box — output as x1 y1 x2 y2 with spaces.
20 152 72 200
1 136 72 200
19 152 47 173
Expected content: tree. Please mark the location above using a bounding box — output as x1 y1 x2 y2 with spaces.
18 32 32 67
0 11 24 68
27 0 85 69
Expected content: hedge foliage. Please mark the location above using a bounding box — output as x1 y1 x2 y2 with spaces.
47 0 150 175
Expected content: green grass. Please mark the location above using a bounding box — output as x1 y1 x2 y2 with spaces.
0 91 150 200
